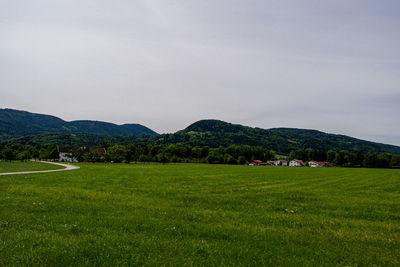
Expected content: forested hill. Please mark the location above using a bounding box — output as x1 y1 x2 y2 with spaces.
2 110 400 154
0 108 158 140
154 120 400 154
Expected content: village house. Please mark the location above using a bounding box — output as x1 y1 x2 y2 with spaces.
57 146 106 162
289 159 305 167
259 161 274 166
249 160 263 165
274 160 288 166
308 161 329 167
57 146 79 162
250 160 275 166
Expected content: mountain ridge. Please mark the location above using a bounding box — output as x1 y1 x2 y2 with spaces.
170 119 400 154
1 110 400 154
0 108 158 138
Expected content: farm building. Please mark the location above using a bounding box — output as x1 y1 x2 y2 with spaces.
249 160 263 165
57 146 106 162
259 161 275 166
308 161 329 167
289 159 305 167
249 160 275 166
57 146 79 162
274 160 288 166
249 160 278 166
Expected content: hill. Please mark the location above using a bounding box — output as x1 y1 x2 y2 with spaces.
0 108 158 140
1 110 399 154
152 120 400 154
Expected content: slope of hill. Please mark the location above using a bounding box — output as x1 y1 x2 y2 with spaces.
0 108 158 140
2 133 141 147
153 120 400 154
2 109 399 154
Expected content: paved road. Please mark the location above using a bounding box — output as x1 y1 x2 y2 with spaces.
0 161 80 176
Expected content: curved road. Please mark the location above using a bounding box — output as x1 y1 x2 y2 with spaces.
0 161 80 176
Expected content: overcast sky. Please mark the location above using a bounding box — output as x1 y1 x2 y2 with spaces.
1 1 399 145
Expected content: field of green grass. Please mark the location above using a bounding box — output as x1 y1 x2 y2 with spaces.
0 163 399 266
0 160 64 173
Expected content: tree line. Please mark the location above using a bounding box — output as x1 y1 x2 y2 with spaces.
0 142 399 168
289 148 400 168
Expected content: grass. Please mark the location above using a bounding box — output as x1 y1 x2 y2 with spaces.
0 160 64 173
0 163 399 266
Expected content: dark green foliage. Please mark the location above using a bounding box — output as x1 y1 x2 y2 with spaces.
101 143 274 165
16 150 31 161
160 120 400 154
1 142 399 168
2 114 400 155
128 120 400 155
0 108 157 139
38 145 59 160
105 145 127 163
2 147 15 161
2 133 140 147
391 154 400 167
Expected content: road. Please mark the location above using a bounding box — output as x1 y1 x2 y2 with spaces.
0 161 80 176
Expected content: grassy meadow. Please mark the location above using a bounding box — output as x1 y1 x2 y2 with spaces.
0 163 399 266
0 160 64 173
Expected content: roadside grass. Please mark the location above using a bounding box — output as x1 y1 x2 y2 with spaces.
0 163 399 266
0 160 64 173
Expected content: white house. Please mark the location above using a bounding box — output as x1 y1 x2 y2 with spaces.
57 146 107 162
289 159 304 167
57 146 78 162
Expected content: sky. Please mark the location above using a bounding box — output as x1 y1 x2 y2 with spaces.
1 0 400 145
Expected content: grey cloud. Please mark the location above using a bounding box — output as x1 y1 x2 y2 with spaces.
0 0 399 145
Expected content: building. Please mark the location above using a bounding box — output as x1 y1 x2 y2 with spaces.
57 146 79 162
308 161 329 167
250 160 275 166
250 160 264 165
259 161 273 166
57 146 106 162
274 160 288 166
289 159 305 167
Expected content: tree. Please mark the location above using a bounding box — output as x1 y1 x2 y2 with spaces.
3 148 15 161
327 150 336 163
376 154 390 168
363 153 378 168
156 153 168 164
105 145 127 163
206 151 220 164
238 156 247 165
334 151 346 166
71 148 85 162
390 154 400 167
84 151 101 162
290 149 305 160
224 154 237 164
17 151 31 161
98 140 113 150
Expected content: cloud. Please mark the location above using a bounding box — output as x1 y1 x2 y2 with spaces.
1 0 399 145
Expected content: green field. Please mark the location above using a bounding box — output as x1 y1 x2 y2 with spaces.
0 163 399 266
0 160 64 173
